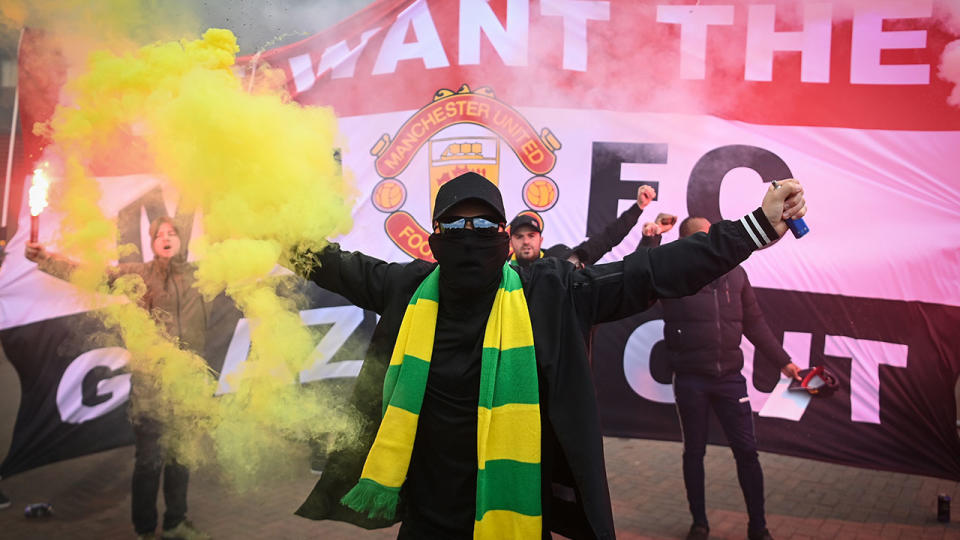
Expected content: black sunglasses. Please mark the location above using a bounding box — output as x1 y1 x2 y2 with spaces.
436 215 503 233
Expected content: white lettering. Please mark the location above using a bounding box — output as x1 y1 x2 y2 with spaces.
289 53 314 94
656 5 735 80
850 0 932 85
623 324 911 426
745 3 832 83
299 306 365 383
825 335 908 424
372 0 449 75
318 28 382 81
216 318 252 395
216 307 365 395
459 0 530 66
623 319 674 403
540 0 610 72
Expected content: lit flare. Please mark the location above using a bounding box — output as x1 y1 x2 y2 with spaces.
28 163 52 242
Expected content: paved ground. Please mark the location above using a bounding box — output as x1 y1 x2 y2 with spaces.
1 353 958 539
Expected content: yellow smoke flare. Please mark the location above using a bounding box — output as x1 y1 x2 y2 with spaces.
37 22 359 486
53 156 119 291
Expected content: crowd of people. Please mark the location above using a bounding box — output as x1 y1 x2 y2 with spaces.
12 171 807 540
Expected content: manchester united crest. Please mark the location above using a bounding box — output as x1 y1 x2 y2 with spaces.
369 84 562 261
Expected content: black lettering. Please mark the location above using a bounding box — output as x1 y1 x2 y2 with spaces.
81 366 124 407
687 145 792 223
586 142 665 237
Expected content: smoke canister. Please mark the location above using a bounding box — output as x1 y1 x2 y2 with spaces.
770 180 809 239
938 494 951 523
24 503 53 518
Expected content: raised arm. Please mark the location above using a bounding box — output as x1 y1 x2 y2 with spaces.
292 243 406 315
25 242 77 281
637 222 663 249
635 213 677 250
573 209 770 324
574 177 807 324
26 241 146 285
570 185 654 265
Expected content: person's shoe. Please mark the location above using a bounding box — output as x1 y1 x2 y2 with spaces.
747 528 773 540
161 520 210 540
0 488 10 510
686 523 709 540
136 534 155 540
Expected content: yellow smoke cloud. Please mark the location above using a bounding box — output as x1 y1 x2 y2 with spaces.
103 274 217 431
31 8 358 486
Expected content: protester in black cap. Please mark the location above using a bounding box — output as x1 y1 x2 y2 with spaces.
291 171 807 539
511 185 661 269
508 212 545 265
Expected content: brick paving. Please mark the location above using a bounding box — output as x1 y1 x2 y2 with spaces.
1 356 958 539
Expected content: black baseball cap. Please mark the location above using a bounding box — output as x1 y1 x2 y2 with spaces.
433 172 506 223
508 212 542 234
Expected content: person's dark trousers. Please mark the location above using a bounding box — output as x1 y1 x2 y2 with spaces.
131 417 189 535
673 371 766 532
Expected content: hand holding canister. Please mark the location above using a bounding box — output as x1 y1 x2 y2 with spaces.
771 179 809 238
761 179 809 239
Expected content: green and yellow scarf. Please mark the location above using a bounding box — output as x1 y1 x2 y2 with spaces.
341 263 541 539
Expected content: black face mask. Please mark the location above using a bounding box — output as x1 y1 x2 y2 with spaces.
429 229 509 296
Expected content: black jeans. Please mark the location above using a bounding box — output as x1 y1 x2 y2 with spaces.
673 371 765 532
131 417 189 535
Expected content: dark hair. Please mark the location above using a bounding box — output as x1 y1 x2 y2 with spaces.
148 217 183 286
678 216 710 238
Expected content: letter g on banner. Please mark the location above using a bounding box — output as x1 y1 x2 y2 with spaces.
624 320 674 403
57 347 132 424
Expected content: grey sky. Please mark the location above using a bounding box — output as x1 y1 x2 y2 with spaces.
197 0 376 54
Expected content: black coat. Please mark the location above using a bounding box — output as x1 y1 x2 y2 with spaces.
661 266 790 376
542 203 643 265
294 210 775 539
639 234 790 377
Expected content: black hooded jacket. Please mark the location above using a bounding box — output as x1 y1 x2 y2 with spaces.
294 208 779 539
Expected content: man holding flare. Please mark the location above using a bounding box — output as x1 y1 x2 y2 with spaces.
290 172 806 539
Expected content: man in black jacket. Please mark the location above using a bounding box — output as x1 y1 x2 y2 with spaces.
640 216 801 540
293 173 806 539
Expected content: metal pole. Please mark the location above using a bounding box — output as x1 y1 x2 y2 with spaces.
1 27 25 232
